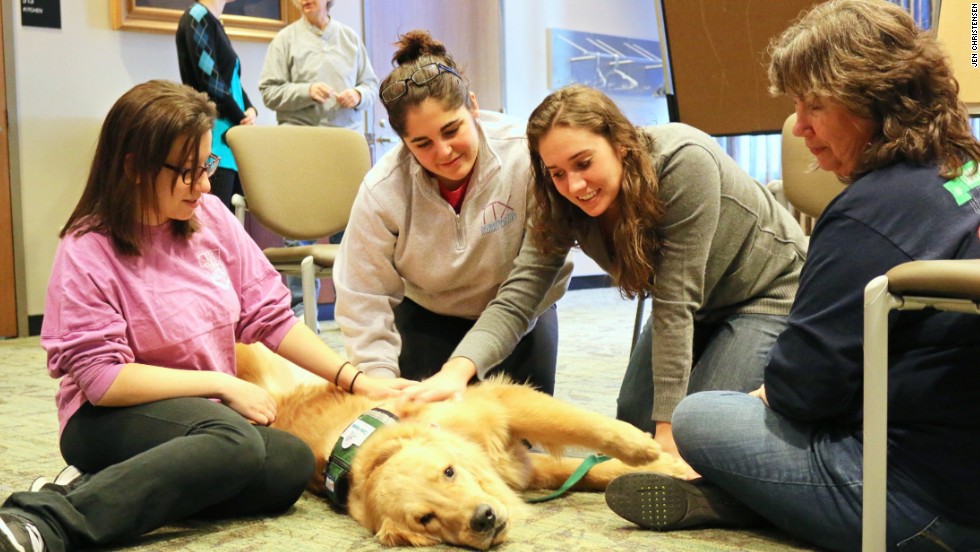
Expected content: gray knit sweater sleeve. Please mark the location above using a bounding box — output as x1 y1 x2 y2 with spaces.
586 124 804 423
580 124 806 421
645 137 722 421
450 226 572 379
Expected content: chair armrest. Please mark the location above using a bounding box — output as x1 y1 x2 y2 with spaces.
886 259 980 299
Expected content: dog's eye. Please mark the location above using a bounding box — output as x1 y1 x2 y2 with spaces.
419 513 436 526
443 466 455 479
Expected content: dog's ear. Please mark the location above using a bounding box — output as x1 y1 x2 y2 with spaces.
351 424 434 479
348 434 413 527
352 434 409 479
375 519 439 547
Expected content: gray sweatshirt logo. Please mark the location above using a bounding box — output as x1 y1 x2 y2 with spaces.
480 201 517 235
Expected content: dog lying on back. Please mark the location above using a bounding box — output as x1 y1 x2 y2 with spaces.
235 343 687 549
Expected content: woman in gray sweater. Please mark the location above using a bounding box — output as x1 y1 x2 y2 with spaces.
526 85 806 472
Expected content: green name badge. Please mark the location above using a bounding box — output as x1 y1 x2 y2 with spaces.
944 161 980 206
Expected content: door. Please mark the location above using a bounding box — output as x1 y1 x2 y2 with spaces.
363 0 502 161
0 7 17 338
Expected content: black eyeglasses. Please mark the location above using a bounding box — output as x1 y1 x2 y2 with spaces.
381 63 462 104
163 153 220 185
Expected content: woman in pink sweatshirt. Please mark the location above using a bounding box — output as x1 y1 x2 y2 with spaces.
0 80 410 552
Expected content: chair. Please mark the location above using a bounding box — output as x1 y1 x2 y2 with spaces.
862 259 980 551
780 113 847 234
226 125 371 332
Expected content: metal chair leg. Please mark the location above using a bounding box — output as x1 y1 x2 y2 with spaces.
862 275 899 551
300 256 318 333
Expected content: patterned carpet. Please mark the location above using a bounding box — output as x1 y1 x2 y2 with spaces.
0 288 817 551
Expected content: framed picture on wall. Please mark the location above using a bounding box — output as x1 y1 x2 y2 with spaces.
110 0 300 42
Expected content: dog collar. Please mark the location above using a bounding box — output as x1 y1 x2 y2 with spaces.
324 407 399 508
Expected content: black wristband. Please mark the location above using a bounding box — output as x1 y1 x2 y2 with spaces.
348 370 363 393
334 362 351 386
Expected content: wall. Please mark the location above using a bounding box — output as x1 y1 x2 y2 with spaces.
502 0 665 123
501 0 665 277
6 1 362 328
7 1 657 327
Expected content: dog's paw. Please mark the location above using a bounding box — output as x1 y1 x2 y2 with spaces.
604 425 662 466
639 451 691 478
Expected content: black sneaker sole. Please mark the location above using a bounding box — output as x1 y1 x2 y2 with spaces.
605 472 759 531
606 472 693 530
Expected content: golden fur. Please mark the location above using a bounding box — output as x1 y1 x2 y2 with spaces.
235 343 687 549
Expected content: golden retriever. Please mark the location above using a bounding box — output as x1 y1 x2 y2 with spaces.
235 343 686 549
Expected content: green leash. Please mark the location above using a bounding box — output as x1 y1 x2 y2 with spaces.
525 454 612 503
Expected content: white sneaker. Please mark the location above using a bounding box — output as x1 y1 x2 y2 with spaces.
29 465 83 496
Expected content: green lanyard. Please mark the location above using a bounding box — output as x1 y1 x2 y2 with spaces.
525 454 612 503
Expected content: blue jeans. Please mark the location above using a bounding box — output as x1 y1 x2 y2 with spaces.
617 313 786 433
673 391 980 552
2 398 313 551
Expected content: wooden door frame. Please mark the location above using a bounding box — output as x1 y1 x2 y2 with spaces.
1 4 28 337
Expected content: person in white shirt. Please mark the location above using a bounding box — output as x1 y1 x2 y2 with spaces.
334 30 571 401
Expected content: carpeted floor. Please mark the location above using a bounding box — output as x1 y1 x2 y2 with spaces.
0 287 818 551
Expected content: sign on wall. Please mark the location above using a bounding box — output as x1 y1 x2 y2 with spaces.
548 29 666 97
21 0 61 29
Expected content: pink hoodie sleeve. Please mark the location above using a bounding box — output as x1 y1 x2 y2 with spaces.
41 234 134 405
209 198 298 349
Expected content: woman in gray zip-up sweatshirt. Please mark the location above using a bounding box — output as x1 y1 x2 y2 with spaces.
334 31 571 401
526 85 807 474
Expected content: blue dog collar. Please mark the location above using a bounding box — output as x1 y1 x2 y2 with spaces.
324 407 399 508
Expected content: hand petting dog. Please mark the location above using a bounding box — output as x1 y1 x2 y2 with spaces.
398 357 477 403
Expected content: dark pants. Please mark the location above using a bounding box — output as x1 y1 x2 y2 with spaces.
210 167 243 213
3 397 313 552
393 297 558 395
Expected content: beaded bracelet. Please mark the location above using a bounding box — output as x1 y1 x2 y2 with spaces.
334 362 351 386
348 370 363 393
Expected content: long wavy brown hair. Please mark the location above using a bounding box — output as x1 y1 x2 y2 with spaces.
379 30 472 137
769 0 980 180
60 80 215 256
526 85 665 299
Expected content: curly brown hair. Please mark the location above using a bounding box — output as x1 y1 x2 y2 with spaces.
768 0 980 180
60 80 215 256
526 85 664 299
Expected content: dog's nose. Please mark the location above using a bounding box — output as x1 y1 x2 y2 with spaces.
469 504 497 533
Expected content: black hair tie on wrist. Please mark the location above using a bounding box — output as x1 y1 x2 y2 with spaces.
334 362 351 386
348 371 362 393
